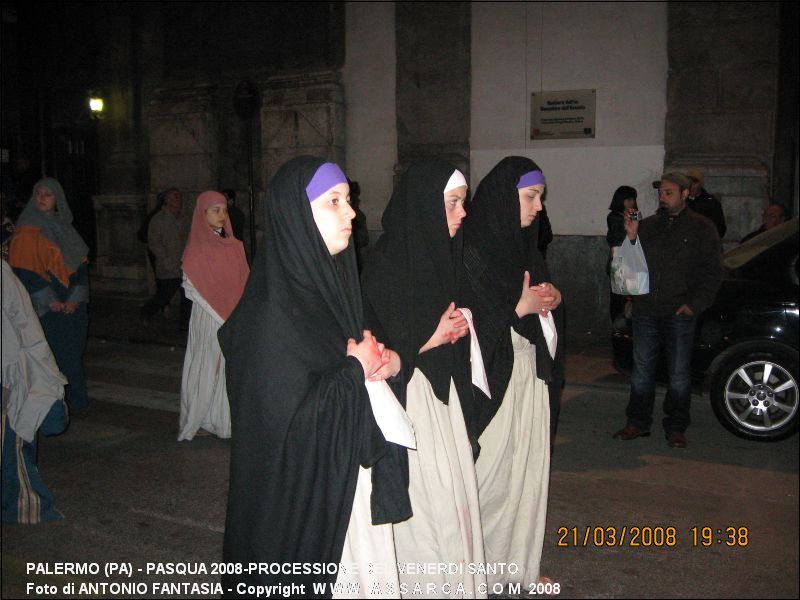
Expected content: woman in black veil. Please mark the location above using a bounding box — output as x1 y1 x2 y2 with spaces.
219 157 410 598
460 157 565 591
361 161 487 597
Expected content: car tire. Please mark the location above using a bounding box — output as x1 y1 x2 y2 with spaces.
710 346 799 441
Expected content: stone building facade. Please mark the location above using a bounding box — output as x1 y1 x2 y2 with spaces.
2 1 795 334
663 1 795 245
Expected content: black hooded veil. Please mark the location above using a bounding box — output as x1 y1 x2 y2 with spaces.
460 156 566 447
361 160 476 451
218 156 410 598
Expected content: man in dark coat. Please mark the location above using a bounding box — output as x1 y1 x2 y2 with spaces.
613 172 723 449
686 168 726 239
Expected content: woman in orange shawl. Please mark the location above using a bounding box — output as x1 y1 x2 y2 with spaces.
9 178 90 413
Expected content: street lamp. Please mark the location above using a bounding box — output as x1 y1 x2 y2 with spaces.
89 97 104 114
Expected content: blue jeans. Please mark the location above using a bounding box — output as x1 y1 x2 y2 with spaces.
625 314 696 434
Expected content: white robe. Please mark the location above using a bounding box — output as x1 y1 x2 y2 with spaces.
333 465 401 599
1 260 66 442
178 277 231 440
475 329 550 589
393 371 487 599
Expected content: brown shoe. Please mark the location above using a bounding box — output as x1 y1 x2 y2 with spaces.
612 424 650 440
666 431 687 448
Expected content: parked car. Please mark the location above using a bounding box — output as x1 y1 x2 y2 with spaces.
612 218 799 441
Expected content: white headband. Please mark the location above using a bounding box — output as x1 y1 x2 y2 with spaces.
443 169 468 193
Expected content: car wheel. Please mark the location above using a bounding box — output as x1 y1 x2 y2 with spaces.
710 347 799 441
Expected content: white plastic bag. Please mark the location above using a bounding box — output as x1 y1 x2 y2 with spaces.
610 237 649 295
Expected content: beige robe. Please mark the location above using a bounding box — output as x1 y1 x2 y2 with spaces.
475 329 550 589
393 371 487 599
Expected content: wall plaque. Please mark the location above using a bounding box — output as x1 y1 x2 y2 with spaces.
531 89 596 139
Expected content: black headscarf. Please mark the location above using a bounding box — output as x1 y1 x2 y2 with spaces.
218 156 410 598
361 160 475 443
460 156 565 445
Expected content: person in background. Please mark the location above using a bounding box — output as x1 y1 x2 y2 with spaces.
686 168 726 239
141 187 190 330
2 260 69 523
347 180 370 272
137 191 166 273
8 178 91 413
221 189 246 243
537 204 553 260
606 185 638 325
741 202 788 243
178 191 249 441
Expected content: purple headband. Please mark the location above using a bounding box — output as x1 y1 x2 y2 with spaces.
305 162 348 202
516 170 546 188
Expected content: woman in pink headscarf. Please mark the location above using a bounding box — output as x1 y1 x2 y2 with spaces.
178 191 250 440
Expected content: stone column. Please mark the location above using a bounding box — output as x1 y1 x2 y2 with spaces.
255 71 344 239
147 83 219 203
664 2 780 243
395 2 471 180
92 194 148 295
259 70 345 184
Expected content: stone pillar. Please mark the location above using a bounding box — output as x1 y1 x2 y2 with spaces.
259 70 345 184
395 2 471 180
92 194 148 295
93 2 147 195
253 71 344 242
147 83 219 204
664 2 780 242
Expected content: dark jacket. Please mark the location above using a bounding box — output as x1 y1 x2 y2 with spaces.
688 188 726 239
606 211 626 247
228 205 246 242
632 208 723 318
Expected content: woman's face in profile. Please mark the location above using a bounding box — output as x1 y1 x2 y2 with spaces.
518 184 545 228
205 203 229 229
310 182 355 256
444 186 467 238
35 186 57 215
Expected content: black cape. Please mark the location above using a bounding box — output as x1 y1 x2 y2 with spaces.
460 156 566 448
218 156 410 598
361 160 476 453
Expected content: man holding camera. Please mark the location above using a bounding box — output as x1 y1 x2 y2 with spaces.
613 172 723 448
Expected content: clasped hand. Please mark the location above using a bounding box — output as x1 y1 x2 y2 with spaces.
49 300 79 314
515 271 562 318
346 329 401 381
420 302 469 353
